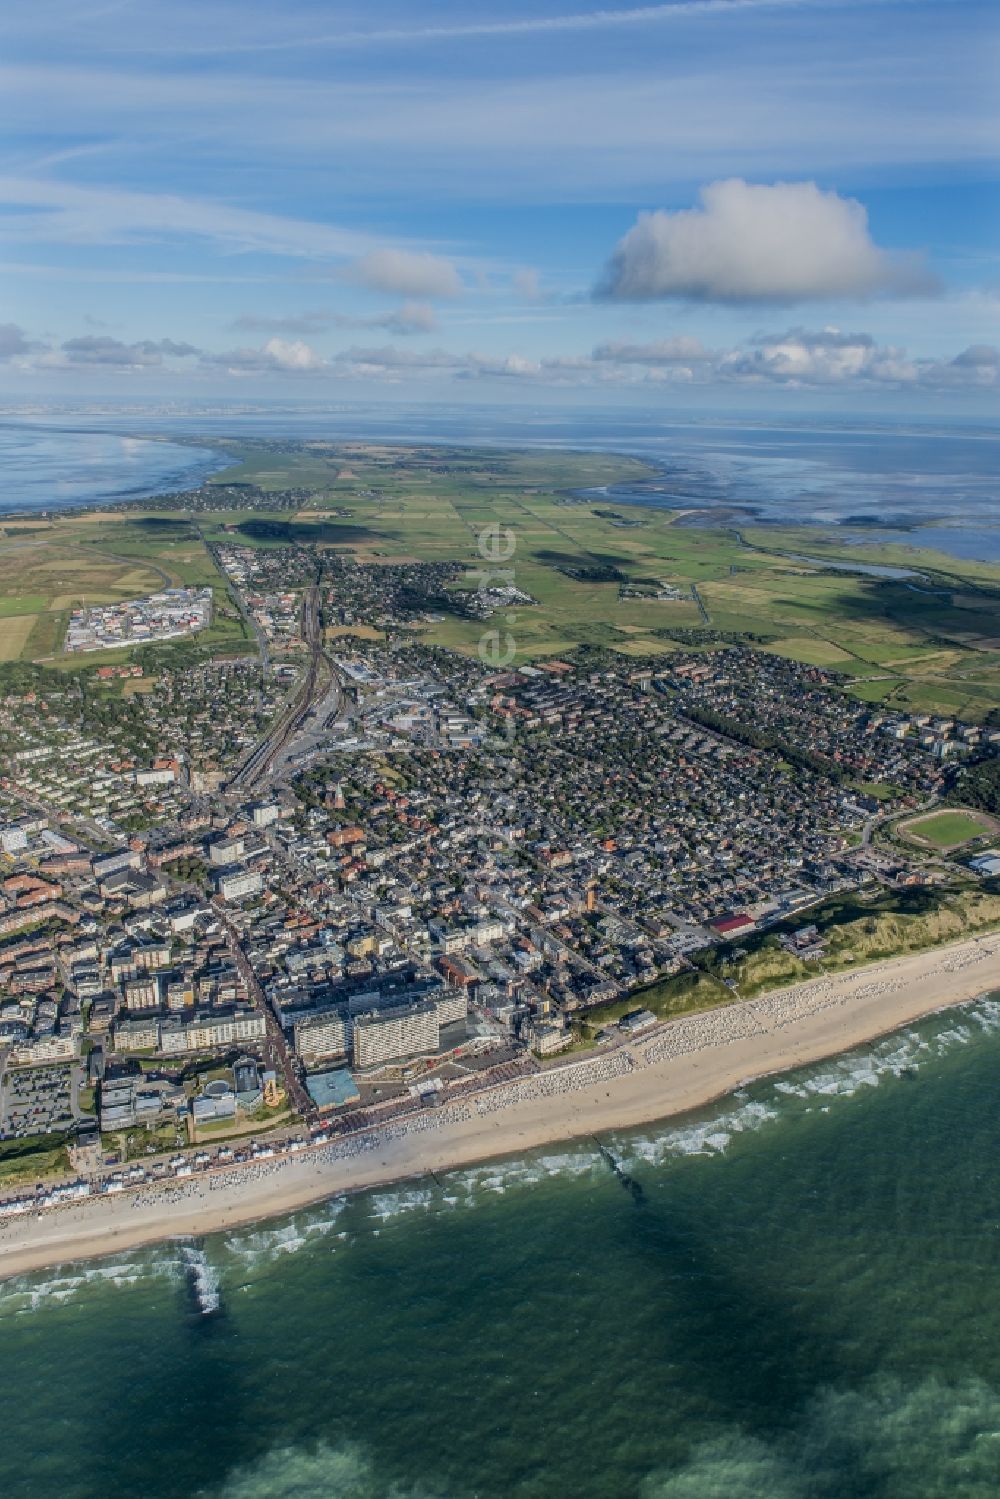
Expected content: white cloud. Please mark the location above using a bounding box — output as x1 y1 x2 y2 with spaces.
593 335 712 364
715 326 998 387
720 327 911 383
202 336 325 373
930 345 1000 387
0 322 31 359
334 345 461 375
338 300 438 335
333 327 998 392
950 344 999 372
341 250 463 299
58 334 199 366
598 179 938 303
14 317 995 394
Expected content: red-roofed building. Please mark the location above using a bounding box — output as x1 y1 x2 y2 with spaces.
710 913 756 937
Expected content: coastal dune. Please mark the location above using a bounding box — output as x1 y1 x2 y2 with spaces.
2 932 999 1283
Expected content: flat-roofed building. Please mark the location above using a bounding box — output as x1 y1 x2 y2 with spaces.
295 1006 351 1062
306 1068 360 1112
0 824 29 854
123 975 160 1010
93 848 141 881
208 834 245 866
435 989 469 1027
113 1015 160 1052
216 867 263 902
353 1001 439 1070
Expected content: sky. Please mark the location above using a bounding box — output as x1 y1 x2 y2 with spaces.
2 0 998 413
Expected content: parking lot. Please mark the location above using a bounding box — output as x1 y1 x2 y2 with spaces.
0 1064 75 1139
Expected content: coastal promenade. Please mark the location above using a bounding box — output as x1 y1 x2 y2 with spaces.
2 931 999 1282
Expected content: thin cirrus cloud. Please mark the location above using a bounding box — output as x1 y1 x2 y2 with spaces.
0 176 390 261
597 179 940 303
165 0 908 54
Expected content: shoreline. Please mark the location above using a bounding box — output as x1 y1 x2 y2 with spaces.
2 931 999 1283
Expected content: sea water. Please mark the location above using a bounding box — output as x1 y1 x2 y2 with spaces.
0 424 229 510
3 994 1000 1497
3 411 999 562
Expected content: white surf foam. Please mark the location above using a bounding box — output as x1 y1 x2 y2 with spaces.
0 1251 183 1317
223 1198 347 1273
368 1186 435 1222
625 1097 782 1162
180 1244 221 1315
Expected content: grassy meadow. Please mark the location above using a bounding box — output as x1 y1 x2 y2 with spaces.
0 509 249 668
0 441 997 720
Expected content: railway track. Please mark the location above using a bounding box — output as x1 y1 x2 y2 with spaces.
227 583 342 791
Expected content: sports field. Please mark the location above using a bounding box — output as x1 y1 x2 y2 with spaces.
900 808 999 850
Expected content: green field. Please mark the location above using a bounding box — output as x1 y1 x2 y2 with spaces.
0 511 250 665
0 441 998 716
0 1132 70 1184
900 808 998 850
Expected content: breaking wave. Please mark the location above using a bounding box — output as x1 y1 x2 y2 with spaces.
203 1376 1000 1498
0 1249 185 1318
180 1243 221 1316
621 991 1000 1163
222 1198 348 1273
625 1097 781 1163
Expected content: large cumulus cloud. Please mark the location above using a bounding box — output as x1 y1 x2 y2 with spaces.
597 180 938 304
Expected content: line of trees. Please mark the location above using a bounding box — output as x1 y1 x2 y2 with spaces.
950 755 1000 816
681 705 847 783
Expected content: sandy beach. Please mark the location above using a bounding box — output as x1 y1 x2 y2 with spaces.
2 931 999 1282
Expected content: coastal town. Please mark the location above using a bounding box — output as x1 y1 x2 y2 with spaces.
0 540 998 1227
5 1 1000 1492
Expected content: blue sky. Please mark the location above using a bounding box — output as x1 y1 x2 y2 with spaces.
2 0 997 411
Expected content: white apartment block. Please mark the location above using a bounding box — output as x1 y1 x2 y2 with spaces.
352 1001 439 1069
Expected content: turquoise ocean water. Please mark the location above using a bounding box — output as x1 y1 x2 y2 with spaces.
3 994 1000 1498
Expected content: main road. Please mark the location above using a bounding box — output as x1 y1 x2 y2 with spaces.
210 898 313 1118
